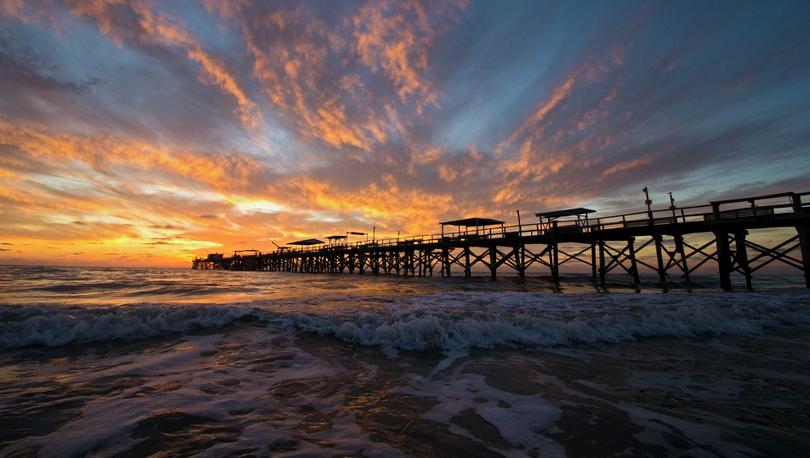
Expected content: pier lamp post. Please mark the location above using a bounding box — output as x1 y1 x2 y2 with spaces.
669 192 677 219
643 187 653 221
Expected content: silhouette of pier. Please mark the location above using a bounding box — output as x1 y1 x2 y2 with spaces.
193 191 810 290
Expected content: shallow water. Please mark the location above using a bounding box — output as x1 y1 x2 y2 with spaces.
1 266 809 456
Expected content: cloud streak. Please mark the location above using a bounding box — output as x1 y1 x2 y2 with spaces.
66 0 262 130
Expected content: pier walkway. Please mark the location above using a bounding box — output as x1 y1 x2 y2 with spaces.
193 191 810 290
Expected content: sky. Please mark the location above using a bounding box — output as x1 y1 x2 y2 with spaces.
1 0 809 267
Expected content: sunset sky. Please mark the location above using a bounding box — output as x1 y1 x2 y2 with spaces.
2 0 810 267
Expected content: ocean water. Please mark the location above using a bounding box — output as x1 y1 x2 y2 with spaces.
1 266 809 457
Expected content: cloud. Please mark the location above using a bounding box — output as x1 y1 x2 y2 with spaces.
0 122 265 190
352 0 463 110
63 0 262 130
601 156 651 177
498 72 578 156
207 0 465 155
278 175 454 234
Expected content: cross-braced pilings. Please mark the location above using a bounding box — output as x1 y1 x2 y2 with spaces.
193 191 810 290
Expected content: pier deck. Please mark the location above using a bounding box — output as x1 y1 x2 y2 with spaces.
193 191 810 289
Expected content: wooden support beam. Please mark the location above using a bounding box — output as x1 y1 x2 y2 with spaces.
627 237 640 284
393 251 399 275
653 234 667 284
796 224 810 288
674 234 690 286
494 248 515 270
683 239 718 274
798 224 810 288
747 237 803 271
734 230 752 289
402 250 409 277
716 229 732 290
464 246 471 278
598 241 606 285
516 243 525 278
522 245 551 270
557 246 590 267
550 242 559 283
468 249 489 269
489 246 497 279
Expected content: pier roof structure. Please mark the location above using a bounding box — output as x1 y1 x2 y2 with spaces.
288 238 324 246
439 217 504 227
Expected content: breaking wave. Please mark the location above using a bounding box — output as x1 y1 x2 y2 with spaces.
0 305 256 349
283 293 810 351
2 291 809 351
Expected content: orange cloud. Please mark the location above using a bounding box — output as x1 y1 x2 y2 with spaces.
0 120 462 265
438 163 458 182
0 0 23 17
352 0 436 109
206 0 465 154
236 5 384 151
0 122 263 190
601 156 651 177
286 176 454 234
498 72 578 155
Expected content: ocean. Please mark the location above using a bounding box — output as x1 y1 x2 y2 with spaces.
1 265 809 457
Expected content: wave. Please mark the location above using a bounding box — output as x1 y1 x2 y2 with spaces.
0 305 257 349
284 298 810 352
2 292 809 351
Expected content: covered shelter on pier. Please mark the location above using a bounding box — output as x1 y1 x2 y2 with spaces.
326 235 347 246
439 217 505 239
535 208 595 232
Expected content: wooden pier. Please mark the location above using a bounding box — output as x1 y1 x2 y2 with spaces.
193 191 810 290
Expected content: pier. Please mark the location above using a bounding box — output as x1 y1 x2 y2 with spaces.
193 191 810 289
